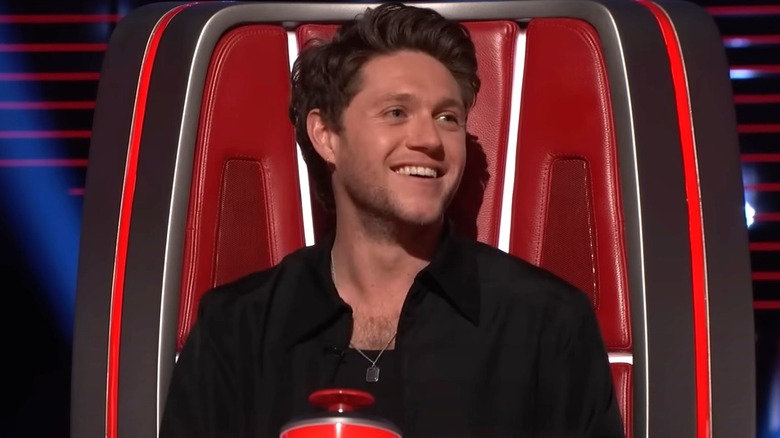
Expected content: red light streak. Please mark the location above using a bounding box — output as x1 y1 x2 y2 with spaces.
0 130 90 139
742 154 780 163
734 94 780 104
750 242 780 251
0 43 107 52
0 101 95 110
754 301 780 310
0 72 100 81
0 159 87 167
745 183 780 192
755 213 780 222
0 14 122 23
707 6 780 16
739 124 780 134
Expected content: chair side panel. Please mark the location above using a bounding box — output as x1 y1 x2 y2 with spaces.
178 25 304 349
510 18 631 352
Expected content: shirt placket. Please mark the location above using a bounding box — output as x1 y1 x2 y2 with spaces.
396 281 427 436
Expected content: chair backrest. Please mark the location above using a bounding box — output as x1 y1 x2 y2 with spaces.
71 2 755 438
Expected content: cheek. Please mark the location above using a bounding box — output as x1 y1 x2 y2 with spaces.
345 127 396 159
448 138 468 169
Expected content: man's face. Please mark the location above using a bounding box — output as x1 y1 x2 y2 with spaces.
330 50 467 228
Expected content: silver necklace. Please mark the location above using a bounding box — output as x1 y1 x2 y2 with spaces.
350 333 397 382
331 250 398 383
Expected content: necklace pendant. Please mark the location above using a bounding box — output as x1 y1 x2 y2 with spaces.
366 365 380 382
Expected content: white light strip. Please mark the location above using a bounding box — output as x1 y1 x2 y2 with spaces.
612 25 650 438
608 352 634 365
287 31 315 246
497 31 527 253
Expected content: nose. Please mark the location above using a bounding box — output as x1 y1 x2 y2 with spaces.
406 115 443 153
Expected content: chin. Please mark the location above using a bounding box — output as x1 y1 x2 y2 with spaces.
394 206 446 228
400 216 441 228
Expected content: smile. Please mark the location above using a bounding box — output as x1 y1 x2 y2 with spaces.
393 166 438 178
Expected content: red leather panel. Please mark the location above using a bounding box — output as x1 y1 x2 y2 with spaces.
510 19 631 351
451 21 517 245
541 158 599 309
178 25 305 349
611 363 633 438
296 22 518 245
214 159 274 287
296 24 335 49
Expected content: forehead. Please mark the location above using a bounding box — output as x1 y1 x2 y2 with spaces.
354 51 463 104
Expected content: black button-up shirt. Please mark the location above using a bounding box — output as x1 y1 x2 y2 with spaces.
160 229 625 438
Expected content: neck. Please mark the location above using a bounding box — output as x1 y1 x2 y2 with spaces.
330 214 443 309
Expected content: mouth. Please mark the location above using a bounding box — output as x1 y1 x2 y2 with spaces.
392 165 439 179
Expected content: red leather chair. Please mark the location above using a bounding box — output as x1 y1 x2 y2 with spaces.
71 2 754 437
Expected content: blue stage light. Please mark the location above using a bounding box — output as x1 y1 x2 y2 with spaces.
730 68 763 80
0 23 82 341
746 201 756 227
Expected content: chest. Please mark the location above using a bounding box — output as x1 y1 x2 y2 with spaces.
350 313 399 349
283 330 540 438
274 291 546 436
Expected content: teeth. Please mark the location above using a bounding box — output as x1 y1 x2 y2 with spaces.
394 166 438 178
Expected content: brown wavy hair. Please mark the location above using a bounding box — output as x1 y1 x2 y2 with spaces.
289 2 480 210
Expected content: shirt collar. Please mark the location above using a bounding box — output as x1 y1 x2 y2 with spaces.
418 224 481 326
281 221 481 349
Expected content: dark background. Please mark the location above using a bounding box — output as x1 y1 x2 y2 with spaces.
0 0 778 437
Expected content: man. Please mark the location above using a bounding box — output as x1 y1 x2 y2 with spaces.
160 3 625 437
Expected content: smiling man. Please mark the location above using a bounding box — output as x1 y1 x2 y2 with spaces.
160 3 624 438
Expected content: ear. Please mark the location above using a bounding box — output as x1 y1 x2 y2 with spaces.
306 109 337 164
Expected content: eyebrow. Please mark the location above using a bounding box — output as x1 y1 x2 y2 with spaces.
376 93 465 111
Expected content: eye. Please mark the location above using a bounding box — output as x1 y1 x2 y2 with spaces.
385 108 407 119
436 113 464 127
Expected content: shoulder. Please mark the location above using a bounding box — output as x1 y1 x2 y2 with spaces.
460 237 593 316
196 244 319 316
